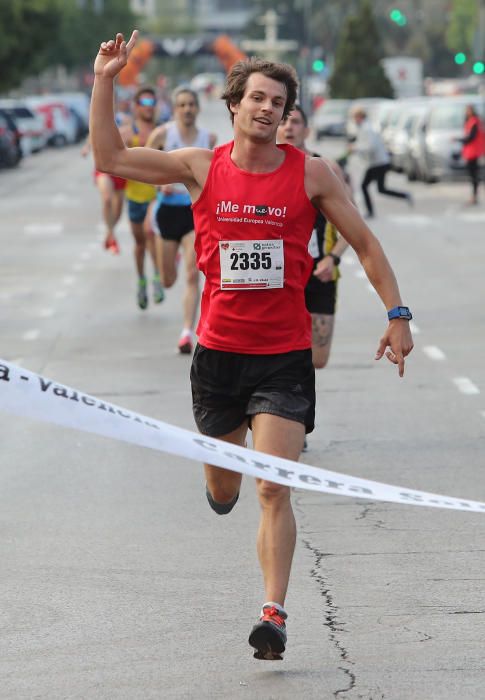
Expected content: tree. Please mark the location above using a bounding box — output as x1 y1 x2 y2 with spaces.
0 0 136 93
0 0 61 92
446 0 477 55
328 0 394 98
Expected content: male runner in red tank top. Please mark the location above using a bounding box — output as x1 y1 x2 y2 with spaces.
90 31 414 661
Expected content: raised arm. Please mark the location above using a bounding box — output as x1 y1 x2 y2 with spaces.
307 156 413 376
90 32 210 192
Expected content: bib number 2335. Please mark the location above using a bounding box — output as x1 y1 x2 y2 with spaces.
219 239 284 290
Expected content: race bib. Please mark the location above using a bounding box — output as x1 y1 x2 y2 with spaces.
308 228 319 259
219 239 284 290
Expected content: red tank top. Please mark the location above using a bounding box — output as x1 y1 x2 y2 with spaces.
192 141 316 354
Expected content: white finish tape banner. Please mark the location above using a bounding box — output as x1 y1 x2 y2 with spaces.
1 359 484 513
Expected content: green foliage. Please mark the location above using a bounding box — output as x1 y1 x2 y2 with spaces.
328 0 394 98
0 0 61 92
446 0 477 55
0 0 136 93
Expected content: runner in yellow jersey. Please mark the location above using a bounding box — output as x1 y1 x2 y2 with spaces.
119 87 163 309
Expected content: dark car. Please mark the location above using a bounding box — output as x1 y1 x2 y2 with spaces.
0 108 22 166
0 113 21 167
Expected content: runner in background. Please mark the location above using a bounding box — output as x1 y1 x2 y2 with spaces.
81 129 126 254
147 87 216 353
119 87 163 309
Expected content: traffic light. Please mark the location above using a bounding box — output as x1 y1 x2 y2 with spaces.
312 59 326 73
473 61 485 74
389 8 407 26
454 52 467 65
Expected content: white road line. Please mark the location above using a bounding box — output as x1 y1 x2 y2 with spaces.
72 263 85 272
38 308 55 319
54 290 68 300
409 321 420 334
22 329 40 341
366 283 377 295
355 269 367 280
342 256 356 267
24 223 63 237
88 242 98 250
458 211 485 223
388 214 433 227
453 377 480 396
80 251 92 261
423 345 446 361
62 275 76 286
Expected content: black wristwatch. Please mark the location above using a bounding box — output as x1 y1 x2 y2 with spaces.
387 306 413 321
326 252 341 266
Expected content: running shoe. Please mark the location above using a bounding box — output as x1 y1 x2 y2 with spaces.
249 603 287 660
205 485 239 515
107 238 120 255
137 277 148 310
177 330 193 354
152 273 165 303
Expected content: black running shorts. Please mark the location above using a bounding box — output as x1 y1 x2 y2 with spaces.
304 277 337 315
191 344 316 437
156 203 194 242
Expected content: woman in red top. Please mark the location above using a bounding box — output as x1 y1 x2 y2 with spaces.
462 105 485 205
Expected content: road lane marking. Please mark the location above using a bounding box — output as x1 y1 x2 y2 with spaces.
72 263 84 272
388 214 433 227
24 223 63 237
409 321 420 334
366 283 377 295
62 275 76 286
80 251 92 261
22 329 40 341
423 345 446 361
54 290 68 300
342 256 356 267
355 269 367 279
38 308 55 319
453 377 480 395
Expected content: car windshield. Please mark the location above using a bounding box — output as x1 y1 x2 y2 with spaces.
428 102 484 129
318 102 349 116
13 107 34 118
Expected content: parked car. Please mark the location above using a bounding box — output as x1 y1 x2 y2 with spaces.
0 99 47 155
421 95 485 181
0 113 21 167
52 92 90 135
0 108 22 166
387 100 431 172
403 109 430 181
25 97 77 147
312 99 352 139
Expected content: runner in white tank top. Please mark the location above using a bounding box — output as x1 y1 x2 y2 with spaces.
147 87 217 354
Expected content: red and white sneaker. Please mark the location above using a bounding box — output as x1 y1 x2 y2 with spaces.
248 603 287 660
177 330 193 355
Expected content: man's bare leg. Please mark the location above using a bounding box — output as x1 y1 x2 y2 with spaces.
204 421 247 504
251 413 304 606
180 231 199 332
311 313 335 370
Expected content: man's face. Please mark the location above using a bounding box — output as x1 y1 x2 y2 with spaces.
231 72 287 142
174 92 199 128
277 109 308 149
134 92 156 122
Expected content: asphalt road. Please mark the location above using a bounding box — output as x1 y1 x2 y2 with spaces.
1 98 485 700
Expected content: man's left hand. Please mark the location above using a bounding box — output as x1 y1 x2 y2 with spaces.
375 320 414 377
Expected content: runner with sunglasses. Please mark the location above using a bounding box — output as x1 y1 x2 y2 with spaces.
119 87 163 309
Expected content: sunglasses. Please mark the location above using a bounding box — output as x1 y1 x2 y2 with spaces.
138 97 156 107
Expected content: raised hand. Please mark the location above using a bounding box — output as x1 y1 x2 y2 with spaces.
94 30 138 79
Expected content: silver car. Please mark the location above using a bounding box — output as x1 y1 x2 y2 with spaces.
421 96 485 181
312 99 352 139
